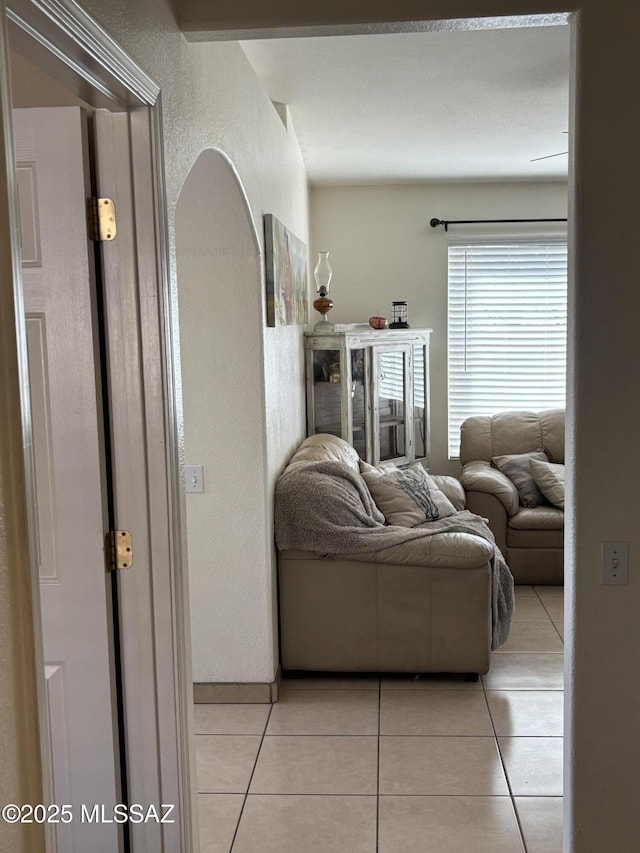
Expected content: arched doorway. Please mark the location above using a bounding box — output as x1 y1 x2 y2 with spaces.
176 149 276 688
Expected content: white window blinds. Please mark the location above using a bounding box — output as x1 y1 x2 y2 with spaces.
448 239 567 458
378 346 425 408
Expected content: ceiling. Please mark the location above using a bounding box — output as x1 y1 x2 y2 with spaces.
240 25 570 186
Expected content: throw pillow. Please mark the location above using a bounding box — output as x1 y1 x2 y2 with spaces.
360 461 457 526
530 458 565 509
491 450 548 508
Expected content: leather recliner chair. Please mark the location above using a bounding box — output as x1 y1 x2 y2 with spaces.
459 409 564 585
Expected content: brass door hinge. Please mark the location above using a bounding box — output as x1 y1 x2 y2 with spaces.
108 530 133 570
89 197 117 241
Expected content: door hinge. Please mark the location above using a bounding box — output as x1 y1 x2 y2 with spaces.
89 197 117 241
108 530 133 570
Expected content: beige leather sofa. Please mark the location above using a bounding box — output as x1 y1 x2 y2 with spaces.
460 409 564 585
276 434 499 676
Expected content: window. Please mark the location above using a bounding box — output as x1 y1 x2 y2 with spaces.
448 238 567 458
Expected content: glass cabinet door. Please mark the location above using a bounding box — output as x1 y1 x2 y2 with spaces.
348 347 367 459
307 344 368 458
412 343 430 466
372 345 413 464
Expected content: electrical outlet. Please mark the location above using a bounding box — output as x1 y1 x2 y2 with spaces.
602 541 629 585
184 465 204 493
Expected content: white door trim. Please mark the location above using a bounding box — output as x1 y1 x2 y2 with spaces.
7 0 159 105
0 7 47 851
3 1 192 850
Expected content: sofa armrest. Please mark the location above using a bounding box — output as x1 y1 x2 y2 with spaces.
342 531 494 570
431 474 466 511
460 461 519 516
464 491 508 559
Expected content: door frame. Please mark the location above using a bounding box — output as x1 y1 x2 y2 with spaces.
0 1 192 850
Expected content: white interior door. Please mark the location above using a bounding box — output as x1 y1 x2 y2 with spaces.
14 105 121 853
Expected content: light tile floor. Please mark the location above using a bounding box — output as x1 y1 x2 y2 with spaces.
195 585 563 852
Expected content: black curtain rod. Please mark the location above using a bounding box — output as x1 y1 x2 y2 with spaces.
430 217 567 232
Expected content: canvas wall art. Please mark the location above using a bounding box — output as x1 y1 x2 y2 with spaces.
264 214 308 327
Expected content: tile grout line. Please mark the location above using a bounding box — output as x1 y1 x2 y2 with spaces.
376 676 381 852
481 672 529 853
488 585 564 851
529 584 565 646
198 785 562 798
227 703 274 852
539 598 564 645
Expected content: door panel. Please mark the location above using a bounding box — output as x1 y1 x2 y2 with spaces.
25 315 57 581
14 106 120 852
44 663 73 853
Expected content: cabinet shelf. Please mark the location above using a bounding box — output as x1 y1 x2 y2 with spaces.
314 422 366 434
378 415 405 428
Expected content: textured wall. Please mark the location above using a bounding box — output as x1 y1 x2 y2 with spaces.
177 151 269 682
311 181 568 474
3 1 640 850
152 45 307 682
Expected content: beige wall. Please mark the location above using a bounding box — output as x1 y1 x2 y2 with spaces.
3 0 640 850
177 144 306 683
311 181 568 474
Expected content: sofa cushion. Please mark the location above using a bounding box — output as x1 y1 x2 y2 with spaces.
492 451 548 507
507 505 564 549
508 506 564 530
530 459 565 509
360 461 457 526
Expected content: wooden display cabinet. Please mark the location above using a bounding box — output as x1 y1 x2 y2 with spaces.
305 326 432 467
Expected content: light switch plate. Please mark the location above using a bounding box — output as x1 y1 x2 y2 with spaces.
185 465 204 493
602 541 629 585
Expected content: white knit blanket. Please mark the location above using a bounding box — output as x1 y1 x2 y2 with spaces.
275 459 514 649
